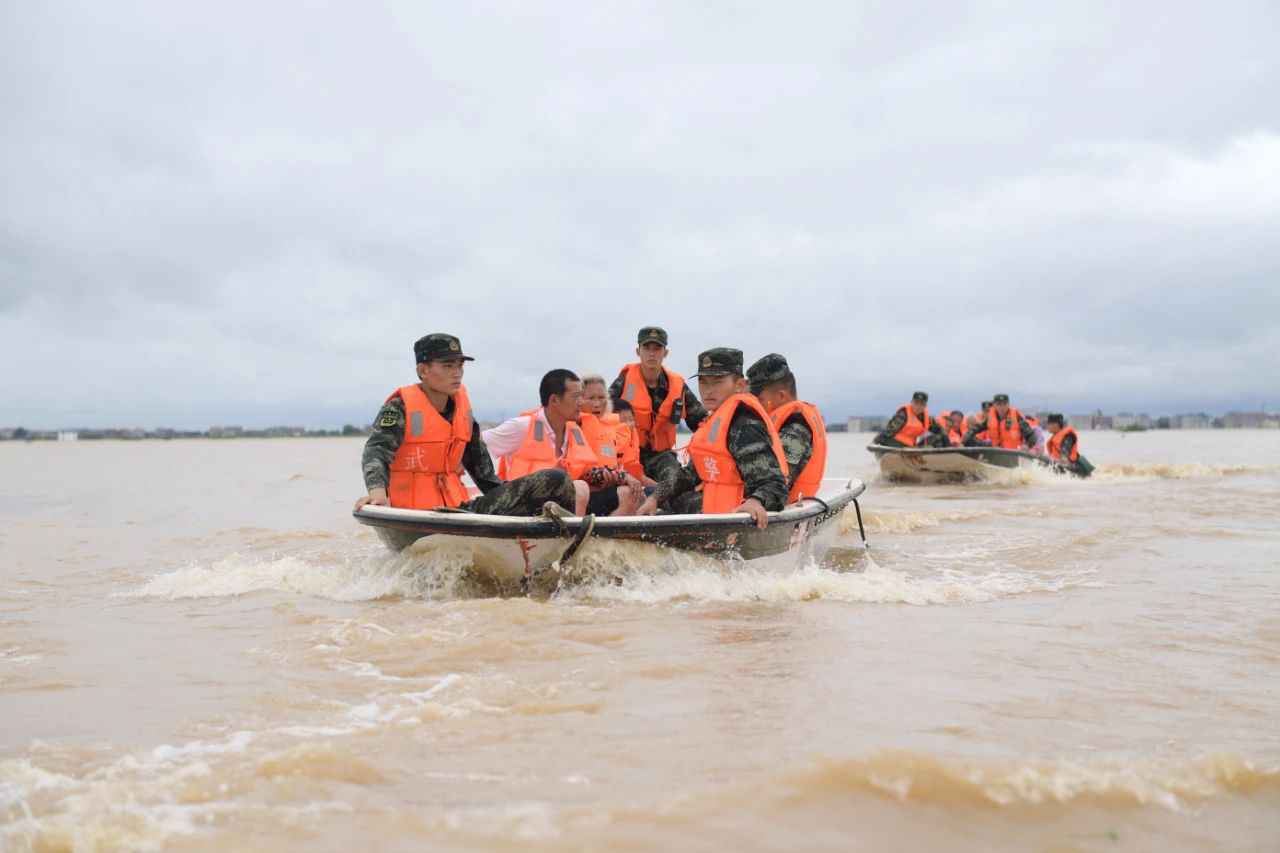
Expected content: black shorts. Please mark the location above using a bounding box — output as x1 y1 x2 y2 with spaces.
586 486 621 516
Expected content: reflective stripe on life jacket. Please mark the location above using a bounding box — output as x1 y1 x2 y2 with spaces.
1047 426 1080 463
500 410 600 481
892 405 931 446
620 363 684 452
688 394 789 515
770 400 828 503
986 406 1026 449
387 384 472 509
578 412 620 464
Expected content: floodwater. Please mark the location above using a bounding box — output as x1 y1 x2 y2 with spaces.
2 431 1278 851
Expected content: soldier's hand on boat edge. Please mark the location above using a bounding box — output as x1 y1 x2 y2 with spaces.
354 488 390 512
735 498 769 529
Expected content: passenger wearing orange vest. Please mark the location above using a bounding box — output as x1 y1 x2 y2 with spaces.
873 391 950 448
969 401 993 445
609 326 709 512
648 348 788 528
355 333 576 517
962 393 1038 449
747 353 828 504
937 410 968 446
483 369 643 516
1044 413 1095 477
609 399 646 481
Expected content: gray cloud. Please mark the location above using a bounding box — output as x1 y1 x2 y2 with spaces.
3 1 1279 429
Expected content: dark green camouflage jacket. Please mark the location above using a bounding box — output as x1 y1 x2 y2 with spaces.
361 392 502 493
667 407 788 511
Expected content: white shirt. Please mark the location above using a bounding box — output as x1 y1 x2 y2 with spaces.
482 409 575 467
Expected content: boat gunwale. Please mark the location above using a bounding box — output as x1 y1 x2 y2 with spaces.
354 478 864 540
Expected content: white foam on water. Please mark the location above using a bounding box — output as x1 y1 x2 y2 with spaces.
559 551 1097 606
124 542 477 602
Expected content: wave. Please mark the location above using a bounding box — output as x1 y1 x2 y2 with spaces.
778 750 1280 811
124 543 479 602
555 551 1096 606
1094 462 1280 481
843 506 1047 535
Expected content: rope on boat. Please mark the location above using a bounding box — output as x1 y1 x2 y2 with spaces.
852 497 868 548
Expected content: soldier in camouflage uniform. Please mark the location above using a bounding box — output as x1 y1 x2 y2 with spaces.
660 348 788 527
609 326 709 514
961 392 1038 448
355 334 575 516
874 391 951 447
747 353 818 496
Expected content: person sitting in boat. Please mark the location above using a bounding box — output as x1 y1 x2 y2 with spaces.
483 369 643 517
1044 414 1095 478
873 391 950 448
962 393 1037 449
609 399 647 483
967 401 993 446
577 374 621 466
936 410 967 446
1023 414 1049 455
640 348 788 529
747 353 828 504
609 326 709 516
355 333 577 517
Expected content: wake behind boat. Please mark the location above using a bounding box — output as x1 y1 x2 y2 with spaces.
354 477 867 592
867 443 1078 482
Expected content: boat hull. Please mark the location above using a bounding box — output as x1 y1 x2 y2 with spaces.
867 443 1071 482
355 478 866 590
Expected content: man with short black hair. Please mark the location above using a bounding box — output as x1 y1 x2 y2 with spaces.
610 326 709 512
356 334 575 516
874 391 949 448
484 369 642 516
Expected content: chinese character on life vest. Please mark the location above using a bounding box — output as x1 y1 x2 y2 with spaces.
704 457 721 481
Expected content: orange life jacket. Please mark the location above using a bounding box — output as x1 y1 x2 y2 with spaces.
1047 426 1080 462
387 384 472 509
614 421 643 479
499 410 600 481
578 412 620 466
987 406 1026 449
619 363 684 452
936 411 966 445
770 400 828 503
688 394 789 515
892 405 931 447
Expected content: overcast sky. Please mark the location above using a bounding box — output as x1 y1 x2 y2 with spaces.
3 1 1278 428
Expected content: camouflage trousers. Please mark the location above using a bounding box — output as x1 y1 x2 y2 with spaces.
462 469 575 516
639 448 683 503
666 490 703 514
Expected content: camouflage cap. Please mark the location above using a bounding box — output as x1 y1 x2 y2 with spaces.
692 347 743 378
992 393 1010 403
637 326 668 346
912 390 929 403
747 353 791 394
414 333 475 364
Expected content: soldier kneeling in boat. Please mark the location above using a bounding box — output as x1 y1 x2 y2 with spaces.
874 391 950 448
747 353 829 504
641 348 788 529
355 334 576 516
1044 414 1095 478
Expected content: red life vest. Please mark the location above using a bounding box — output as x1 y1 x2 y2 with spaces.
987 406 1026 449
619 363 684 452
499 410 600 481
387 384 472 509
1047 426 1080 462
770 400 828 503
688 394 788 514
892 405 931 446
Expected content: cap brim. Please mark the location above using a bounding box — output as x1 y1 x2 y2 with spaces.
638 337 666 345
420 354 476 362
692 370 734 378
